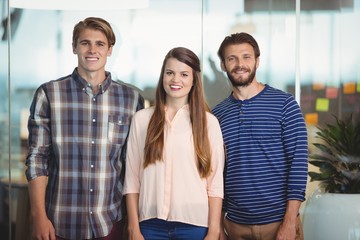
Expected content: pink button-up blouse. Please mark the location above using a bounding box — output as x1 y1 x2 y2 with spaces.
123 105 225 227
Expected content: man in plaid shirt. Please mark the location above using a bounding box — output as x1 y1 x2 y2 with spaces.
25 17 144 240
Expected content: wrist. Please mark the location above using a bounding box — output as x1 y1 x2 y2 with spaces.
207 225 221 236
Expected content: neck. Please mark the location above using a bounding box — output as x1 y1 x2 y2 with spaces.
77 68 106 88
232 81 264 100
165 100 188 121
166 97 188 111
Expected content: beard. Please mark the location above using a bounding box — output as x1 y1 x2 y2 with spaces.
226 64 257 88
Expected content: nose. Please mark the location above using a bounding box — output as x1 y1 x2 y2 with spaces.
235 58 243 67
171 74 180 82
89 44 97 53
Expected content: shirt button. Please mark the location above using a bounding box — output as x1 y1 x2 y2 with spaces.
90 211 93 214
90 164 94 168
92 119 96 122
92 98 96 101
90 189 93 192
91 140 95 144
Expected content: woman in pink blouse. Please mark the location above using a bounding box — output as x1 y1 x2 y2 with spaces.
123 47 225 240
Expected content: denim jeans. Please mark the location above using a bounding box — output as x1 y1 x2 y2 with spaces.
139 218 208 240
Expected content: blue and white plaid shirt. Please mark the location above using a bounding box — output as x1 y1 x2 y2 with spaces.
25 68 144 239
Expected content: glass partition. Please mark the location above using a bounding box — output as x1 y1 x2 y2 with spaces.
1 0 360 239
0 0 11 239
202 0 298 107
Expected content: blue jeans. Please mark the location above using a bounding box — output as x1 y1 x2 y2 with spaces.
139 218 208 240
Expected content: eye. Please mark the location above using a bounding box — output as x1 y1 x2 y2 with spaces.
181 73 189 77
165 70 173 75
243 54 253 60
226 56 235 62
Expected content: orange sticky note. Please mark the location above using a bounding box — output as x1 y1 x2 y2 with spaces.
305 113 318 125
316 98 329 112
343 82 356 94
326 87 338 99
313 83 325 91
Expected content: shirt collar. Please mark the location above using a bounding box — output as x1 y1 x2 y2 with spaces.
72 68 112 94
228 84 268 103
164 104 189 112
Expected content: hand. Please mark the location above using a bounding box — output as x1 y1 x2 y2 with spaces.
32 215 55 240
128 228 144 240
276 220 296 240
204 233 219 240
204 227 220 240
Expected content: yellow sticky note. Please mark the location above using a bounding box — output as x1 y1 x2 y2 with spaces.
316 98 329 112
357 83 360 92
305 113 318 125
326 87 338 99
343 82 356 94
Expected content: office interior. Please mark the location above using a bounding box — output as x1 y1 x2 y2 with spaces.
1 0 360 239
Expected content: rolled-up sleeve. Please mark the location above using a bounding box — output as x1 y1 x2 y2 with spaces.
123 110 145 194
206 113 225 198
25 86 52 181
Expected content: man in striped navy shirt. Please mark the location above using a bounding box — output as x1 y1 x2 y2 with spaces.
25 17 144 240
213 32 308 240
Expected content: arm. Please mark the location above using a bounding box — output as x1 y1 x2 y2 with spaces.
28 176 55 240
25 86 55 239
123 111 145 240
126 193 144 240
205 115 226 240
276 200 302 240
205 197 223 240
277 98 308 240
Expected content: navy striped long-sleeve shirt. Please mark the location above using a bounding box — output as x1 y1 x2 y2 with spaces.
212 84 308 224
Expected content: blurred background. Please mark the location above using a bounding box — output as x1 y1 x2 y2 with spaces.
1 0 360 239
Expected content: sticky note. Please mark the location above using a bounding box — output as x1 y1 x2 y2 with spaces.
343 82 356 94
313 83 325 91
326 87 338 99
316 98 329 112
357 82 360 92
305 113 318 125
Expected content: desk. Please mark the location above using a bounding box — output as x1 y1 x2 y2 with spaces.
0 176 31 240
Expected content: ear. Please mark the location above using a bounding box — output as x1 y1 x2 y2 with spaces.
107 46 113 57
220 62 226 71
256 57 260 68
72 45 77 54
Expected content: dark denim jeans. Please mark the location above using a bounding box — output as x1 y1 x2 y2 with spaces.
139 218 208 240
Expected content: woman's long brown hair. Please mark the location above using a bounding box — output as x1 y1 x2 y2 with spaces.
144 47 212 178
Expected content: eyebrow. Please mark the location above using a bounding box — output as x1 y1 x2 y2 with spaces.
79 39 106 45
95 40 106 45
165 68 190 74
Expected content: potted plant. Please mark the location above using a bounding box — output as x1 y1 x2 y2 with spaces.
302 114 360 240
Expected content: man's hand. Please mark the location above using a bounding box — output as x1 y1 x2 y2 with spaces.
32 215 55 240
